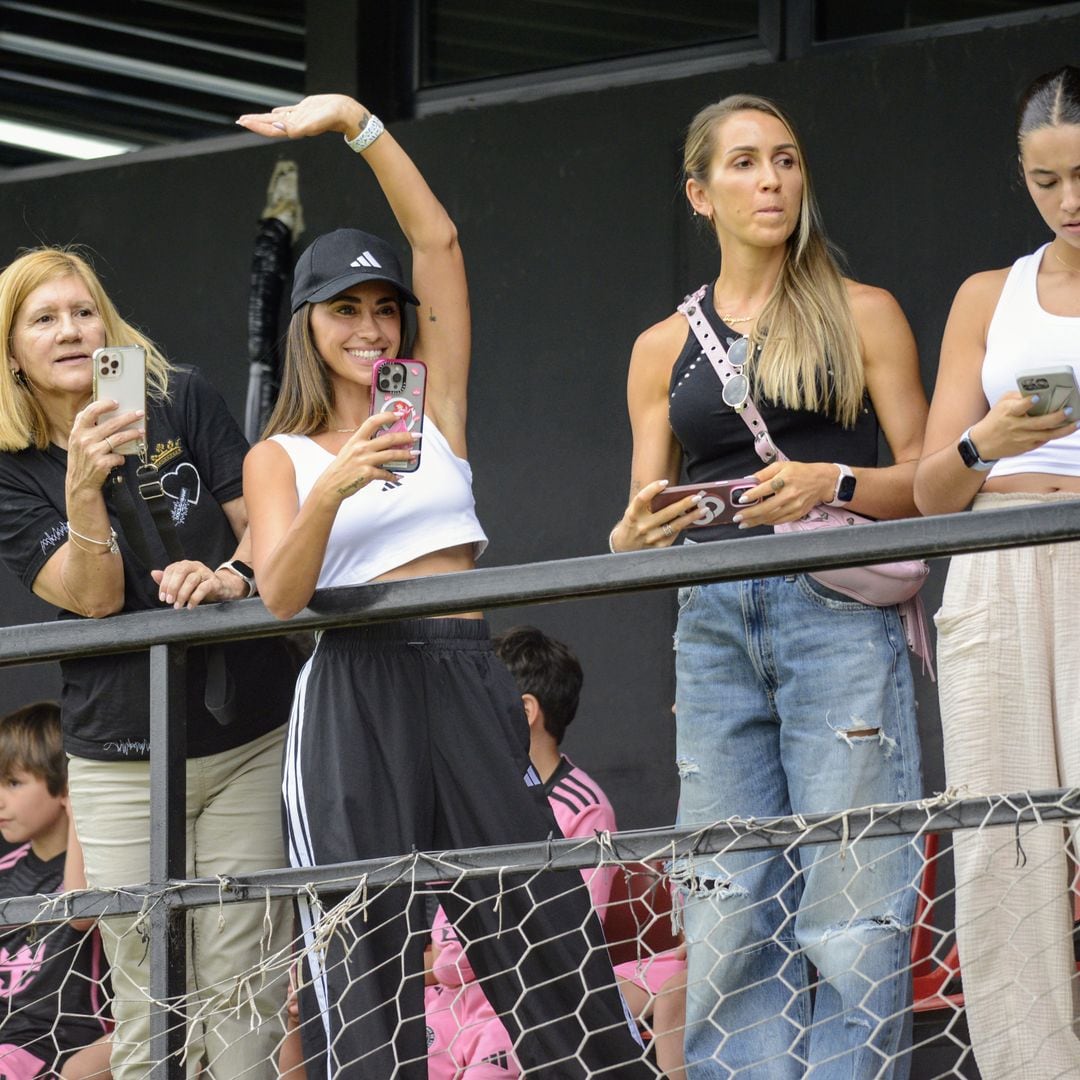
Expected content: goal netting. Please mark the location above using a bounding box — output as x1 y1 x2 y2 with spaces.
3 786 1079 1079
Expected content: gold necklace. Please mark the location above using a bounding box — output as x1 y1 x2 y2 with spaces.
1052 246 1080 274
717 310 758 325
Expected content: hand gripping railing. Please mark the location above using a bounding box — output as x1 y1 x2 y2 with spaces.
2 501 1080 1078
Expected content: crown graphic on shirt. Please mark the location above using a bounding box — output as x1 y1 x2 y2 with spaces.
151 438 183 469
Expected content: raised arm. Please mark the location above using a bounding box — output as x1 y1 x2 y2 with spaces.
236 95 470 446
914 270 1076 516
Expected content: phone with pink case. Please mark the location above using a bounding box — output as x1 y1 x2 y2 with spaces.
369 358 427 473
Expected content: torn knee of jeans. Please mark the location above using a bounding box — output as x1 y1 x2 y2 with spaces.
675 757 699 779
825 713 897 756
671 867 749 904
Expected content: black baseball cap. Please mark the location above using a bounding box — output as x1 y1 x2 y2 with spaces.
290 228 420 313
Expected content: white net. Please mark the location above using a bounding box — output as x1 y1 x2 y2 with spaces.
3 788 1080 1078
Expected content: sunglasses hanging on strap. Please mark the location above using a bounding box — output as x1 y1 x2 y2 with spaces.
676 284 933 677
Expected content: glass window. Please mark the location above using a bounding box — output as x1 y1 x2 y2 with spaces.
419 0 758 87
815 0 1076 41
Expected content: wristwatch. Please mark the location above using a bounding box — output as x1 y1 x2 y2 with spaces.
957 428 995 472
217 559 257 598
827 463 856 506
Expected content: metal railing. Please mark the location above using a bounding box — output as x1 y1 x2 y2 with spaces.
3 501 1080 1078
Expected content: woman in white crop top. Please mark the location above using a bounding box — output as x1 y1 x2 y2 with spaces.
234 95 651 1079
915 66 1080 1079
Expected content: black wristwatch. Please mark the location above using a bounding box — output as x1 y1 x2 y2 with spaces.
827 463 856 506
957 427 995 472
217 559 257 598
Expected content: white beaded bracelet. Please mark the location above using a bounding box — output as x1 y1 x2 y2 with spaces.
344 113 385 153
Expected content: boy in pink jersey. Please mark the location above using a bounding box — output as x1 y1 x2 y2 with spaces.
427 628 686 1078
0 703 109 1080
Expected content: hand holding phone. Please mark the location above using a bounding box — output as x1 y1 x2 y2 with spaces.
651 478 761 528
369 359 427 474
92 345 146 455
1017 365 1080 418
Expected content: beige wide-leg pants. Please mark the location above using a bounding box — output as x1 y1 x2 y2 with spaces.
937 492 1080 1079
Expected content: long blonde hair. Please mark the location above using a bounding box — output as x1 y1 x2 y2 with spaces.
0 247 173 451
685 95 865 427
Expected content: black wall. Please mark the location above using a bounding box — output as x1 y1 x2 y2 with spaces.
1 14 1075 829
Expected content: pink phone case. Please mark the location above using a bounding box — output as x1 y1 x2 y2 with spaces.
651 479 760 527
369 359 427 474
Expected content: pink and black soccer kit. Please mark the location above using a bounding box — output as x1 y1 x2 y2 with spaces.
0 844 108 1078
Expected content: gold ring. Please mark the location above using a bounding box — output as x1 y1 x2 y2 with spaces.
770 477 785 493
104 437 114 453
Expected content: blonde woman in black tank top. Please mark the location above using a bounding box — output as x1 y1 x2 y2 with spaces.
609 95 929 1078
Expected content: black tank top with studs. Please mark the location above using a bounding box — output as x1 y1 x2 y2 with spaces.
667 283 879 541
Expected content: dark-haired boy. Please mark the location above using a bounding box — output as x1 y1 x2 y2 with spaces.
427 627 626 1078
0 702 108 1078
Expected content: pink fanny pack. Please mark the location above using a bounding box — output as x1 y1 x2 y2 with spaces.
677 286 933 677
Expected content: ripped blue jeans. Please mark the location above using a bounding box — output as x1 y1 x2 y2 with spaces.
673 575 922 1079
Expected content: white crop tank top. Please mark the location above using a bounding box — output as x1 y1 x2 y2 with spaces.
270 418 488 589
982 243 1080 479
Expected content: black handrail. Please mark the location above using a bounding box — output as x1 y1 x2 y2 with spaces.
3 500 1080 1078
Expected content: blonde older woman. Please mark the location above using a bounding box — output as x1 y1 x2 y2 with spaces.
0 247 294 1079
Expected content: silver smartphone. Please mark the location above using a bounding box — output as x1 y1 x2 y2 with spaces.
1016 365 1080 417
92 345 146 455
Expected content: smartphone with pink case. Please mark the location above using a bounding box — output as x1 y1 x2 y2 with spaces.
369 358 427 473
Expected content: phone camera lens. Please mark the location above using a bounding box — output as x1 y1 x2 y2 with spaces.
100 365 109 376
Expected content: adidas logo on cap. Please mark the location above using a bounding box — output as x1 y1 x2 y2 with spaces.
350 251 382 269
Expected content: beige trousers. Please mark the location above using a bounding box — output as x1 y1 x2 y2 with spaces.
937 492 1080 1079
68 725 289 1080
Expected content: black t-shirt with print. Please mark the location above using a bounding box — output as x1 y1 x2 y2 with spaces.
0 366 294 761
0 844 107 1066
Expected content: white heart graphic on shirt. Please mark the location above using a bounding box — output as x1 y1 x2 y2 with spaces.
159 462 201 506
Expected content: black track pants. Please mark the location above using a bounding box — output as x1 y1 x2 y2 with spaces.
283 618 651 1079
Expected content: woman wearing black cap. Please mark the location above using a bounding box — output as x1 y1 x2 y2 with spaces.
236 94 649 1079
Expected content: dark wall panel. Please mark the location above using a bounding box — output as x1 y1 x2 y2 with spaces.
1 15 1075 828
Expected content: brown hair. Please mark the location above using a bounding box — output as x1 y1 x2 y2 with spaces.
684 94 865 427
263 284 413 439
0 247 174 452
0 701 66 797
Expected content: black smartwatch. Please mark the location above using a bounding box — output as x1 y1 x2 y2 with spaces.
827 463 856 506
957 427 995 472
217 559 257 597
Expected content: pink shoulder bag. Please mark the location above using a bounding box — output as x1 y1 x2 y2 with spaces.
677 286 933 675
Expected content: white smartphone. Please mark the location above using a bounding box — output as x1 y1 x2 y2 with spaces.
92 345 146 455
1016 365 1080 417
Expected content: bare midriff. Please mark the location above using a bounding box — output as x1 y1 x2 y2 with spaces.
983 472 1080 495
371 542 483 619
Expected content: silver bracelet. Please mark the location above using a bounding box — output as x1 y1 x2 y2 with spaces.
344 113 384 154
67 522 120 555
608 525 620 554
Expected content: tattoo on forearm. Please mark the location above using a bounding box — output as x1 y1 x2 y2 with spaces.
337 478 365 497
428 307 437 323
